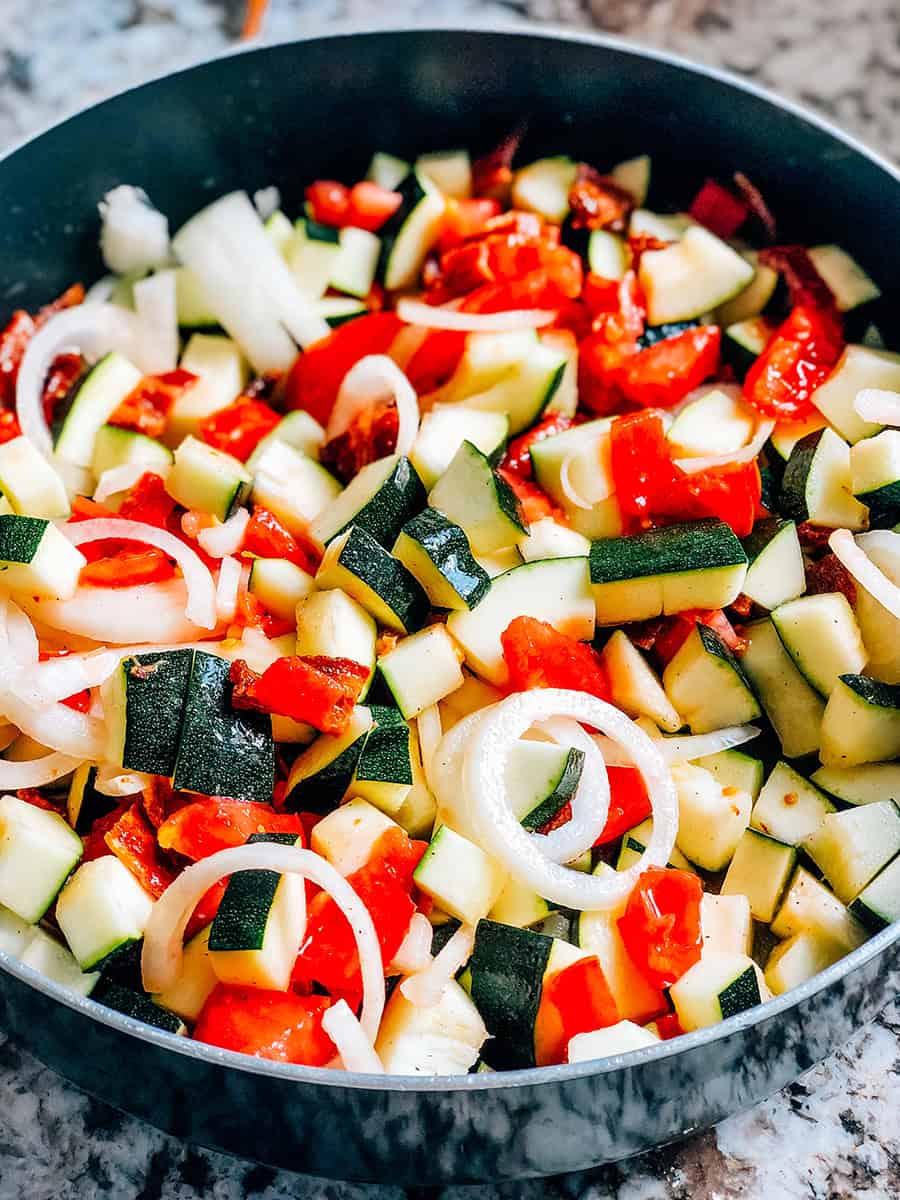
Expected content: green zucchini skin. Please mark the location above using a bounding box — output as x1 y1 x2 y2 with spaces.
338 526 431 632
589 518 746 584
636 319 701 350
376 172 426 281
119 649 194 776
395 507 491 610
208 832 300 953
354 705 413 785
469 919 552 1070
780 431 821 522
173 651 275 803
840 674 900 710
334 456 427 549
519 747 585 831
0 514 49 563
283 731 369 815
95 980 186 1034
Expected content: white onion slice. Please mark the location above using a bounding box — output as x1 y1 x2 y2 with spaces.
94 766 149 797
674 418 775 474
83 276 116 306
593 723 762 765
62 519 216 630
133 270 178 374
99 186 170 275
322 999 384 1074
197 507 250 559
22 578 211 646
416 705 443 793
0 751 80 789
430 710 491 839
400 924 474 1009
830 528 900 620
94 462 167 504
389 912 434 976
327 356 420 458
396 298 557 333
855 388 900 426
6 603 38 668
465 690 677 910
16 303 143 458
215 556 241 623
388 323 429 370
0 688 104 758
558 453 610 509
142 844 385 1040
253 186 281 222
14 649 118 707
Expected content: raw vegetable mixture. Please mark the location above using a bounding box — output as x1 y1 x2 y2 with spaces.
0 138 899 1076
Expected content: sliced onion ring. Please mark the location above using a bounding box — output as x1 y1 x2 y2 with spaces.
21 578 212 646
396 298 557 333
534 716 610 865
14 648 118 707
322 999 384 1074
327 355 420 458
94 766 150 797
389 911 434 976
400 924 474 1009
215 556 241 623
593 723 761 765
830 528 900 620
674 418 774 474
198 507 250 558
464 690 677 910
0 751 81 790
142 844 385 1042
854 389 900 426
62 519 217 630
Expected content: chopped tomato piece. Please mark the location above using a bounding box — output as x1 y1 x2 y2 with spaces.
194 985 334 1065
618 868 704 989
118 471 177 528
284 313 403 427
609 409 678 521
404 330 468 396
198 396 281 462
305 180 351 227
346 182 403 232
568 164 634 233
437 197 503 254
688 179 749 240
42 352 84 424
592 767 653 846
653 1011 685 1040
242 505 319 573
805 551 856 604
104 803 177 898
655 459 763 539
229 655 369 735
110 369 198 439
80 547 175 588
618 326 721 410
158 798 304 860
0 283 84 409
577 271 646 415
743 304 843 421
501 615 609 699
436 222 582 305
534 956 620 1066
293 827 427 1001
15 788 61 813
185 880 228 940
500 413 575 480
60 688 91 713
140 775 177 829
320 399 399 484
0 410 21 445
80 801 131 862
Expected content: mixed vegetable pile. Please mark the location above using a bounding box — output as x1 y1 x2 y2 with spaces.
1 137 900 1076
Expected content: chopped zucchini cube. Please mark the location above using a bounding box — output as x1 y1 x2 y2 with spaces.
410 406 508 491
804 801 900 902
771 866 866 951
284 706 374 815
96 981 187 1035
349 706 420 817
251 440 342 534
770 592 866 697
0 515 86 601
468 919 552 1069
511 156 577 223
663 622 760 734
692 749 763 802
413 826 507 926
850 429 900 516
247 558 315 622
55 857 154 972
53 351 143 468
309 454 426 549
811 762 900 807
0 795 83 923
0 436 69 518
310 797 398 877
518 518 591 563
393 507 490 612
811 344 900 444
316 526 430 634
294 587 376 700
751 761 836 846
208 832 306 991
600 629 682 733
669 952 766 1031
614 817 693 873
820 675 900 766
671 762 752 872
720 828 796 922
102 648 193 776
377 171 446 292
849 854 900 932
506 740 585 832
740 618 824 759
807 245 880 313
166 435 251 521
489 877 551 929
19 928 99 997
0 904 33 956
530 418 614 510
638 226 754 324
764 931 844 996
429 440 527 556
780 427 868 529
377 624 464 719
740 518 806 611
700 893 753 957
153 925 218 1021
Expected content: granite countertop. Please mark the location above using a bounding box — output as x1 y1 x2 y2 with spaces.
1 2 899 1197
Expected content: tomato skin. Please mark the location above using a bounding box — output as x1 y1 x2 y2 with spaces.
577 271 646 415
592 767 653 846
42 352 83 424
74 474 178 580
284 313 403 426
568 165 634 233
619 326 721 410
0 410 21 445
534 956 620 1066
437 197 503 254
618 868 704 989
193 985 334 1064
346 182 402 232
743 304 843 420
292 827 426 1001
199 397 281 462
0 283 84 409
242 505 320 573
688 179 749 240
609 410 678 521
653 1011 685 1040
110 369 198 438
501 615 610 699
654 459 762 539
157 799 304 860
404 330 468 396
80 547 175 588
103 803 176 898
497 469 564 525
305 180 351 226
185 879 228 940
229 655 370 735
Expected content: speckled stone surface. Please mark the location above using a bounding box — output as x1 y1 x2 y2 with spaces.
1 3 898 1198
